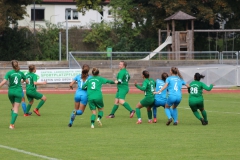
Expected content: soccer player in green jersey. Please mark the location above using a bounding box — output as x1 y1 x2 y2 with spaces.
0 60 28 129
25 65 47 116
188 73 213 125
82 68 115 128
134 70 155 124
107 61 135 118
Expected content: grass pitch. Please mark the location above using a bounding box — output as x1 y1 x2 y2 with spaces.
0 93 240 160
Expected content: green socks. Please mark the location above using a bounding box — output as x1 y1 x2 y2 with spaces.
123 102 132 112
26 104 32 113
110 105 119 115
201 110 208 121
147 109 152 120
91 114 96 124
136 108 141 119
37 100 45 110
10 112 18 124
98 111 103 119
193 111 202 120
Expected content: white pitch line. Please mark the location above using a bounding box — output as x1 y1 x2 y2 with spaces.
178 107 240 115
0 144 59 160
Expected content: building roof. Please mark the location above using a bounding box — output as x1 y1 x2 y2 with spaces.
165 11 196 21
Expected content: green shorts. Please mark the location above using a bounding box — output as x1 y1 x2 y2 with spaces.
88 98 104 110
189 100 204 112
115 88 129 99
140 96 154 107
26 90 43 102
8 89 22 103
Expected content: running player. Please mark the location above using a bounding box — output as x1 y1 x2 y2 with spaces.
107 61 135 118
155 67 189 126
135 70 155 124
188 73 213 125
25 65 47 116
152 72 168 123
82 68 115 128
0 60 28 129
68 64 91 127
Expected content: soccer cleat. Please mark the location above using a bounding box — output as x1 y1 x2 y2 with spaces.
148 120 153 123
200 118 206 125
28 112 32 115
153 118 157 123
24 113 31 117
33 109 40 116
166 118 173 126
97 118 102 126
204 121 208 125
9 124 15 129
106 114 115 118
91 124 94 129
136 120 142 124
130 110 135 118
68 123 72 127
173 122 178 125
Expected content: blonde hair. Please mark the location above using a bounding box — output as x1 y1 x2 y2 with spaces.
171 67 183 79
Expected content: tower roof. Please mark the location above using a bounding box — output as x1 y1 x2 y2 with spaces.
165 11 196 21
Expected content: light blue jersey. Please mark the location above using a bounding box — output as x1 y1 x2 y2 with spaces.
73 74 92 105
166 75 186 97
155 79 167 102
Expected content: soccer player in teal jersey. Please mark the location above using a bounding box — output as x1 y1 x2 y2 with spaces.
0 60 28 129
82 68 115 128
68 64 91 127
107 61 135 118
25 65 47 116
188 73 213 125
156 67 189 126
152 72 168 123
134 70 155 124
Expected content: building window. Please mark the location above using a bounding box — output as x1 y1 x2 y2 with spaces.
31 9 45 21
65 9 78 20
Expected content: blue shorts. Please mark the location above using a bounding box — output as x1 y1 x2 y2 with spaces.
153 99 166 108
166 95 182 107
74 94 88 106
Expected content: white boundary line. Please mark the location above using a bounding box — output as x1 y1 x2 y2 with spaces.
0 144 59 160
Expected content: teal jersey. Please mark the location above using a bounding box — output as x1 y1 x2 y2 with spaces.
189 81 213 102
116 68 130 89
4 70 26 90
135 78 155 97
82 76 114 100
26 72 38 91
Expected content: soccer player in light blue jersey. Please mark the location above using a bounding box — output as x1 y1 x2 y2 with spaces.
68 64 91 127
152 72 168 123
155 67 189 126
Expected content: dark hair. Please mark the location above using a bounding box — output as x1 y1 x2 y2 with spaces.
161 72 168 82
92 67 99 76
11 60 20 71
142 70 149 78
28 64 35 72
171 67 183 79
81 64 90 81
194 73 205 81
120 61 127 68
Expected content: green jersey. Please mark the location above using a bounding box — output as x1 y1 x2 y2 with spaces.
26 72 38 91
189 81 213 102
116 68 130 89
82 76 114 100
135 78 155 97
4 69 26 90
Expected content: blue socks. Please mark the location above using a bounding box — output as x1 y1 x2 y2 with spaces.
153 107 157 118
21 102 27 114
164 108 172 119
171 108 178 123
69 110 83 125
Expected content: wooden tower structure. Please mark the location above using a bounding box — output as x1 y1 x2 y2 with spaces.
164 11 196 60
